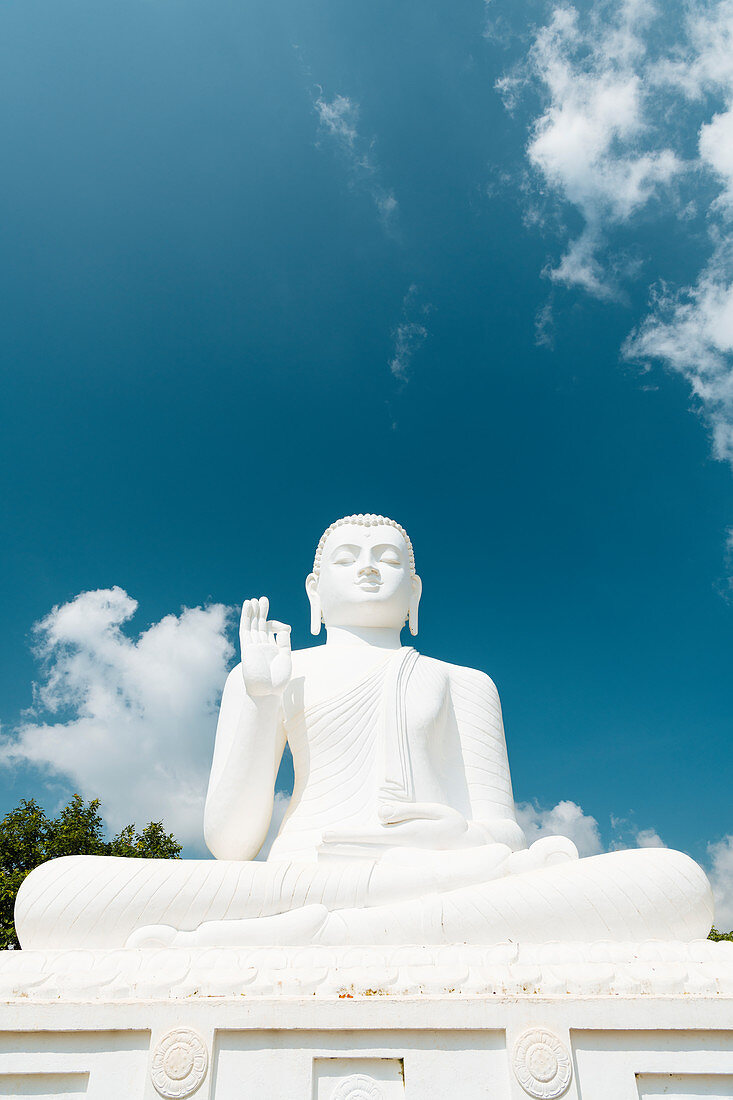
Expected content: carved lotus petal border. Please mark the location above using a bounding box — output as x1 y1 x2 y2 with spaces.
151 1028 208 1099
1 942 731 1000
332 1073 385 1100
512 1028 571 1099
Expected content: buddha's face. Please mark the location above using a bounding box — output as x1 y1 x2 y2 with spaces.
307 523 421 633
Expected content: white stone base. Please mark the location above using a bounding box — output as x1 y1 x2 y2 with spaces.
1 942 732 1099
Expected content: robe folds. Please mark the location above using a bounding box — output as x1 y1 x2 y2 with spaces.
15 650 713 949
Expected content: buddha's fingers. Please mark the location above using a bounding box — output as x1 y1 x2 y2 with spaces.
244 598 258 646
170 905 329 948
258 595 269 640
378 800 464 826
269 621 292 649
249 597 266 643
240 600 253 646
321 827 394 847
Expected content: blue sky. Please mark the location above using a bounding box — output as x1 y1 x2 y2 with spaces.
0 0 732 921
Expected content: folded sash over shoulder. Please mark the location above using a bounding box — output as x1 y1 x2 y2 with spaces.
379 646 420 808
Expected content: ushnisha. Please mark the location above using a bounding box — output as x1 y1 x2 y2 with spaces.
16 514 713 949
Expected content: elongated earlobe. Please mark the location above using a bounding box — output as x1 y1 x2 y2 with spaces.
409 575 422 637
305 573 322 636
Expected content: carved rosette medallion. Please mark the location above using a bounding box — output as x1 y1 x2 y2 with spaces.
332 1074 385 1100
151 1028 208 1099
512 1029 571 1099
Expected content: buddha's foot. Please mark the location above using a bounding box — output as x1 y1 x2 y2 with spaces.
134 904 331 948
15 845 712 951
504 835 579 874
125 924 178 949
312 847 713 947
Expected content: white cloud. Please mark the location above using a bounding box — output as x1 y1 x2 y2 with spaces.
0 588 233 852
389 322 429 382
621 1 733 467
547 231 621 302
624 244 733 463
515 798 604 857
535 300 555 348
652 0 733 101
633 826 666 848
388 284 431 382
499 0 733 474
609 812 668 851
314 92 398 229
708 834 733 929
500 0 683 298
315 93 359 148
700 109 733 213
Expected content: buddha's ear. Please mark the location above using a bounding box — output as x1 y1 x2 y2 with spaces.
408 574 422 637
305 573 322 636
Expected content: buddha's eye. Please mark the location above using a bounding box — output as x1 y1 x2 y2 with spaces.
380 552 401 567
332 552 356 566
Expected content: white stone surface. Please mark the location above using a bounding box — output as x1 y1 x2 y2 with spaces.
1 947 733 1099
5 515 730 1097
2 941 733 1000
512 1028 572 1099
14 515 715 951
150 1029 208 1099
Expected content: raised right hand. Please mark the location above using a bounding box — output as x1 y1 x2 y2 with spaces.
239 597 292 698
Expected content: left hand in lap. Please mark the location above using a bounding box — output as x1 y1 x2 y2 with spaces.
321 801 480 851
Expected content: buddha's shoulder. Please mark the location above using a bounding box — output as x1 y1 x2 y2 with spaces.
290 645 327 673
414 655 501 700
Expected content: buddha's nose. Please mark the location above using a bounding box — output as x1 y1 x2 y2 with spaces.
357 563 379 578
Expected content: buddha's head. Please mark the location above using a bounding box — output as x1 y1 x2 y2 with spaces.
306 514 422 636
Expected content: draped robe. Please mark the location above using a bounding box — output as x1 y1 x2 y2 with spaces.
15 650 713 949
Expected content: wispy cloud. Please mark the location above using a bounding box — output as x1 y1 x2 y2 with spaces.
634 827 666 847
313 91 398 230
534 299 555 348
388 284 431 383
498 0 733 472
497 0 683 299
609 812 667 851
624 243 733 464
515 798 604 856
314 93 359 147
624 0 733 466
0 588 233 852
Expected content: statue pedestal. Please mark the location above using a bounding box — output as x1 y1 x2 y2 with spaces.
1 942 732 1099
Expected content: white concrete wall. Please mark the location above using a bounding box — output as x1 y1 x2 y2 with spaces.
1 997 733 1099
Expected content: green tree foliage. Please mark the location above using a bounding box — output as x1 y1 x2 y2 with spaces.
709 926 733 942
0 794 182 949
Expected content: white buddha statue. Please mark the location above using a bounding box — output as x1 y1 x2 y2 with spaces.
15 515 713 950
